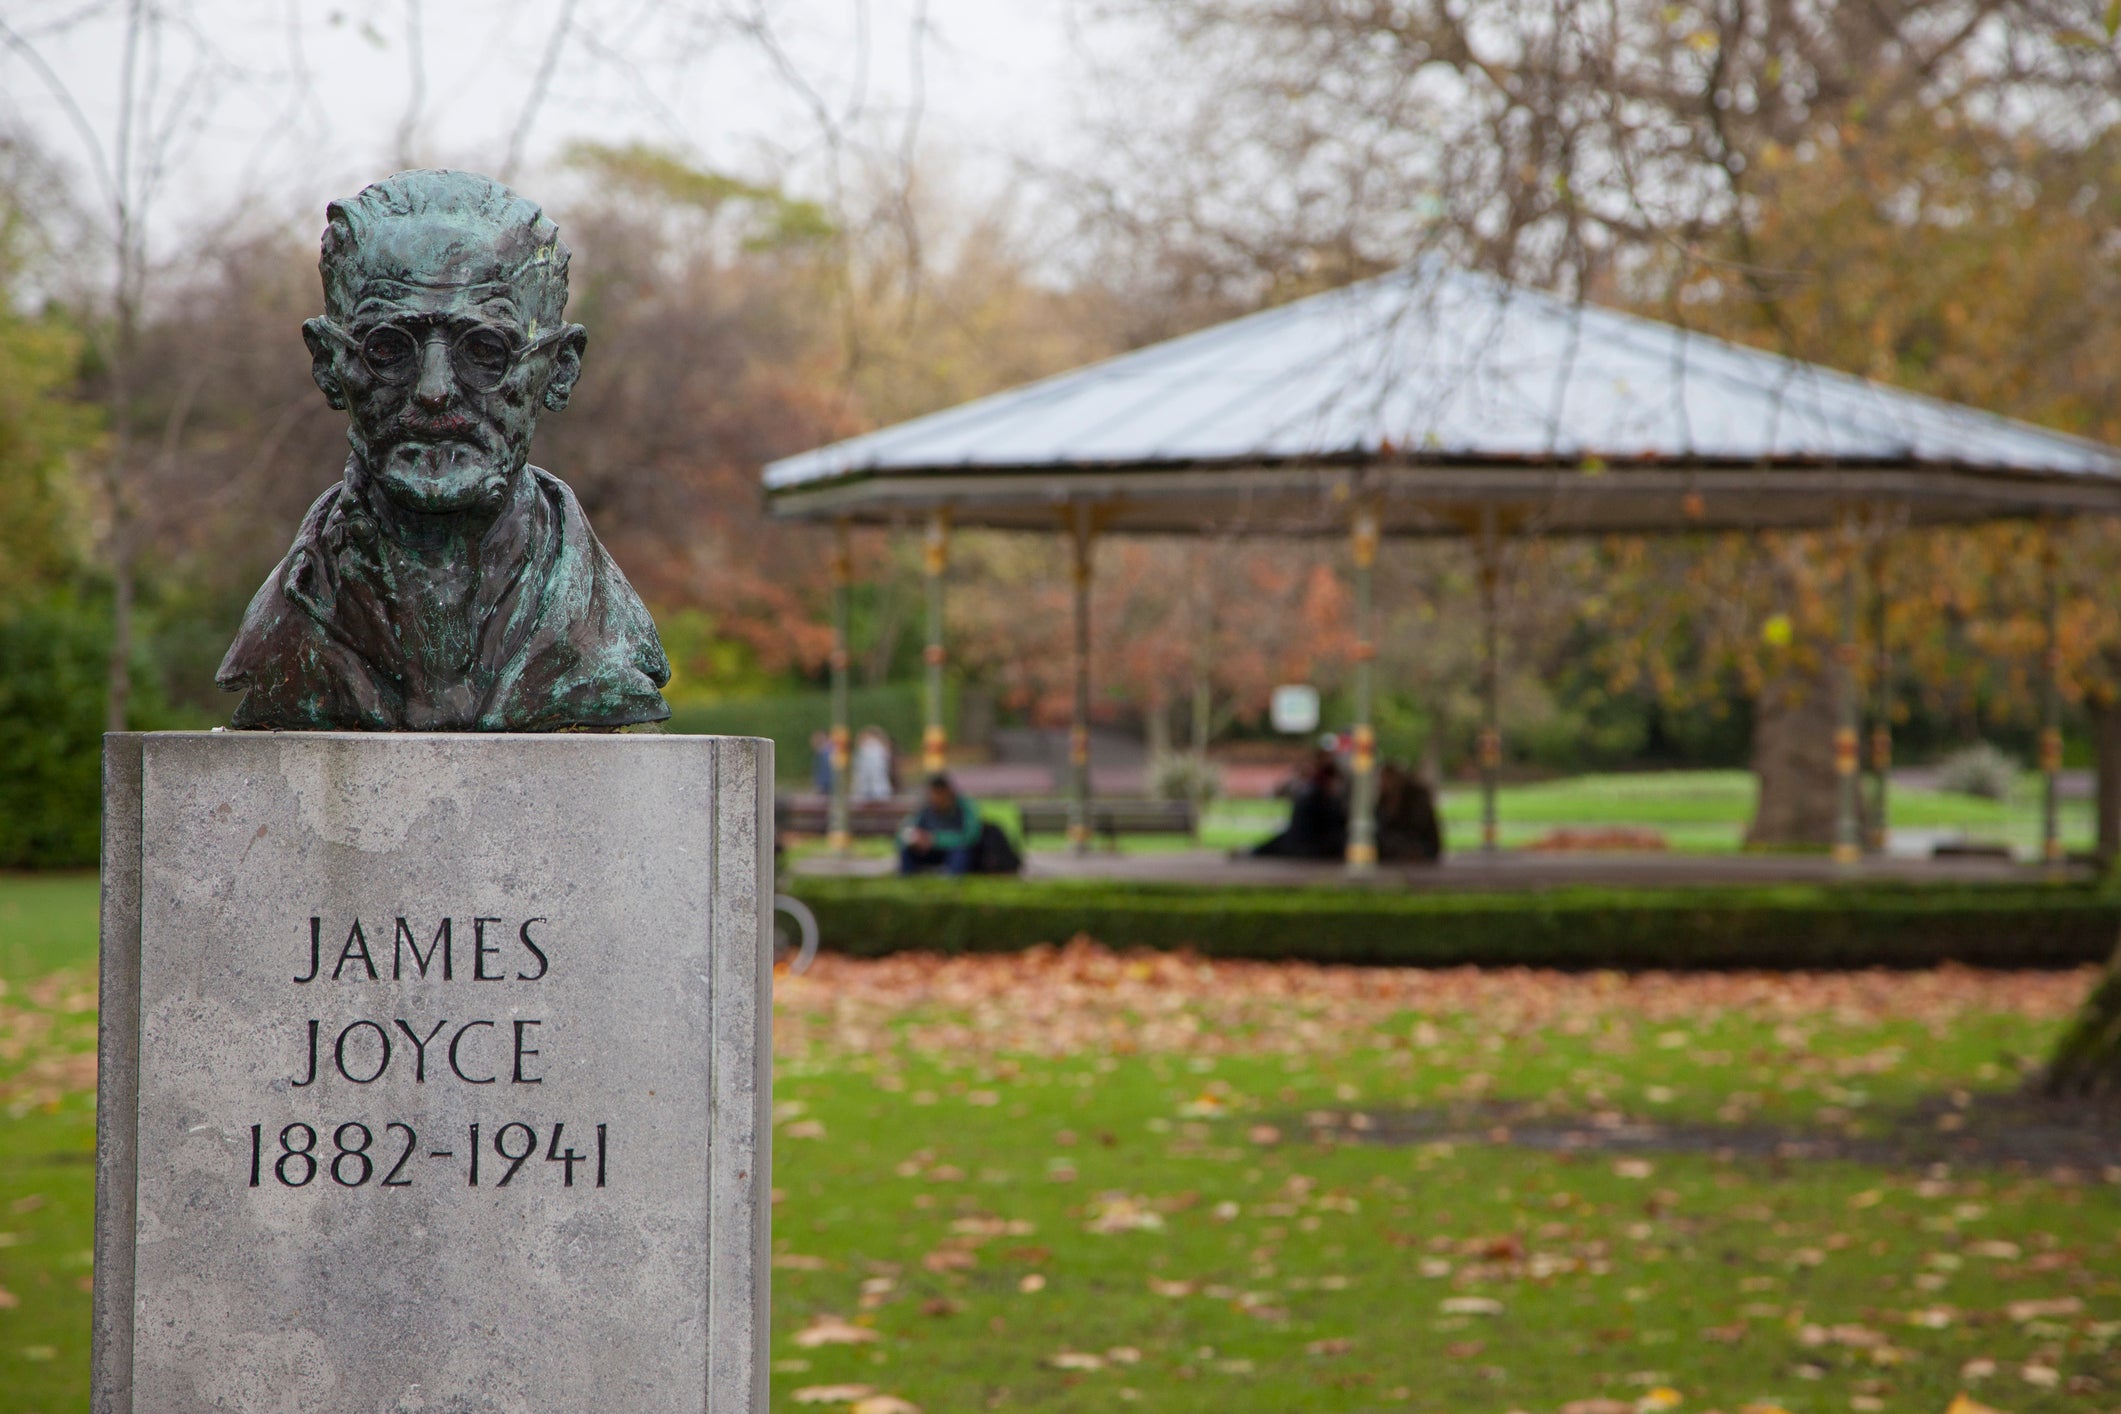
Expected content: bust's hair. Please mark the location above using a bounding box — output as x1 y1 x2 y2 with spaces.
319 169 570 324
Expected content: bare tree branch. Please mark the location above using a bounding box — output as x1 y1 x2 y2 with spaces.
501 0 580 183
393 0 426 170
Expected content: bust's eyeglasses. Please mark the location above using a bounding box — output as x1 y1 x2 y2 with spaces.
317 319 564 393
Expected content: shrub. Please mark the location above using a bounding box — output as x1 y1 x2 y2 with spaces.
1934 742 2019 800
1149 751 1222 805
780 875 2117 970
0 597 117 868
0 593 189 869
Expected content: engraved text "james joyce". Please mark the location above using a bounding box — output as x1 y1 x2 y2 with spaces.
294 916 550 985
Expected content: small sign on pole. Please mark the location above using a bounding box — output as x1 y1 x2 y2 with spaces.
1270 684 1321 735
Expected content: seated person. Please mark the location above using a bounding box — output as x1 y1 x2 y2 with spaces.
852 725 897 802
1250 749 1349 859
809 729 835 796
900 774 1019 875
1376 762 1445 863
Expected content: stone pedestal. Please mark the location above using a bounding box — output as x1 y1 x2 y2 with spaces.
94 732 771 1413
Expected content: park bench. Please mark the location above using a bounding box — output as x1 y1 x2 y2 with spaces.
1015 797 1198 849
775 793 910 838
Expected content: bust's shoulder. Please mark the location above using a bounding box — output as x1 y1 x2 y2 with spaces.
524 465 579 501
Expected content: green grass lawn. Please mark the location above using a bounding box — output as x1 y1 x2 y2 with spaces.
767 955 2121 1414
0 873 100 1413
1419 768 2086 856
3 872 2117 1413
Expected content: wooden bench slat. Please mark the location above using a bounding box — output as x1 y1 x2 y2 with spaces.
775 795 1198 844
1016 799 1197 840
775 795 913 838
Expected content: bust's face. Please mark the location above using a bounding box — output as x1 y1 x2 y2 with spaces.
306 218 583 517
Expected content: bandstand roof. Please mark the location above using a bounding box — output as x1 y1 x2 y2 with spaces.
763 263 2121 537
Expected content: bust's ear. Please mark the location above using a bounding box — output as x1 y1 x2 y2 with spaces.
541 325 588 413
302 318 348 410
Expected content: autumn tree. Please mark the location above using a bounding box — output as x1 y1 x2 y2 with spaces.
0 130 115 865
937 535 1360 751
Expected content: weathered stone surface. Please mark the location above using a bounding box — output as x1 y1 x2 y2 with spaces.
95 732 770 1413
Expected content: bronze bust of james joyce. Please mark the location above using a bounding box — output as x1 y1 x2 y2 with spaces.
217 170 670 731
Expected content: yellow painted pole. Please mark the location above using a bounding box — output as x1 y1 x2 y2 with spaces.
922 508 951 775
1347 505 1380 876
1832 519 1862 867
828 520 853 854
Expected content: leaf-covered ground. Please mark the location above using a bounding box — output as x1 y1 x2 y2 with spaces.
0 873 2116 1413
769 948 2120 1414
0 961 99 1414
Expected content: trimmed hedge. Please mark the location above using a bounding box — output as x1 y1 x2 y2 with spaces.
780 876 2121 970
0 599 109 868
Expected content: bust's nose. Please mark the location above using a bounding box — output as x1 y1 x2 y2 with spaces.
412 338 455 410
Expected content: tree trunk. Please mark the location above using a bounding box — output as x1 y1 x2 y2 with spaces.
860 574 904 687
1188 660 1215 823
2045 688 2121 1098
1144 695 1172 760
106 549 134 734
1190 663 1211 761
2045 938 2121 1100
2096 697 2121 867
957 680 995 753
1189 543 1216 774
1747 659 1858 848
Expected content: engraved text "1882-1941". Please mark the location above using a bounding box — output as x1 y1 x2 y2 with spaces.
252 916 613 1191
248 1120 607 1190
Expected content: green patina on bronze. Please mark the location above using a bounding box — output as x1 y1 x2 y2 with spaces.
217 170 670 731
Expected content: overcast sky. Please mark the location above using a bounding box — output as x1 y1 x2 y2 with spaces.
2 0 1106 251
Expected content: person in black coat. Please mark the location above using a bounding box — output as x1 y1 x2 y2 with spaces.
1250 749 1349 860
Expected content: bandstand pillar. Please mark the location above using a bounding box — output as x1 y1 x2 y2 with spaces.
2042 523 2064 867
1347 506 1380 876
828 519 854 853
1067 502 1096 856
922 508 951 775
1867 532 1892 855
1832 518 1862 866
1477 507 1502 854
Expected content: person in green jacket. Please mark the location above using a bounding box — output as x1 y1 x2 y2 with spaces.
899 774 983 875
